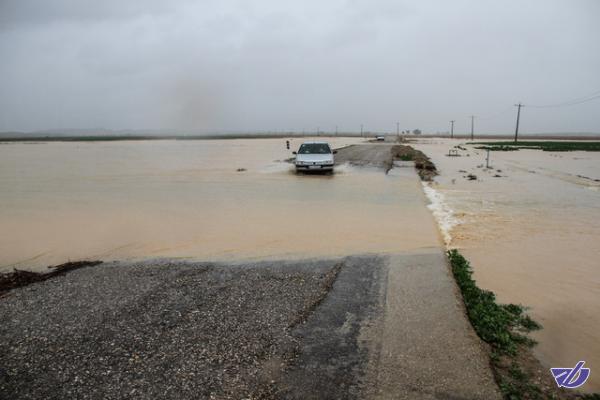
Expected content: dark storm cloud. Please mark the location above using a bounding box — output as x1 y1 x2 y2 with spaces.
0 0 599 134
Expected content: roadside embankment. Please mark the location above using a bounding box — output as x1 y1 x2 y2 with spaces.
390 144 437 181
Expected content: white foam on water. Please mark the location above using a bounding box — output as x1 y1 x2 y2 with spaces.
422 182 459 247
332 162 359 175
259 161 357 175
259 161 295 174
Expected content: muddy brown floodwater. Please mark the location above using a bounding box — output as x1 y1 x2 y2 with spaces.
412 138 600 393
0 138 441 272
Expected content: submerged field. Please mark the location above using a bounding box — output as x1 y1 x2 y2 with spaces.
412 138 600 393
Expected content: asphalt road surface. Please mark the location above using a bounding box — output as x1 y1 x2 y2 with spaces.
1 252 500 400
335 143 395 169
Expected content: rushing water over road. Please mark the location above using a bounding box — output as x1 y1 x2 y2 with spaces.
0 138 440 271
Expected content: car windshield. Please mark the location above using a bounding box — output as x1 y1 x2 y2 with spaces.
298 143 331 154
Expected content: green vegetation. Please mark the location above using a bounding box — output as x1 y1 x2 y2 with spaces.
448 250 544 399
497 362 543 400
471 141 600 152
448 250 541 355
449 251 600 398
475 145 520 151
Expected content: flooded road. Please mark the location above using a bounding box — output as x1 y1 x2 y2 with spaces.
1 138 507 399
0 138 440 271
413 138 600 392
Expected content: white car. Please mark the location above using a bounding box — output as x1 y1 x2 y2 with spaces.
293 142 337 173
376 135 385 141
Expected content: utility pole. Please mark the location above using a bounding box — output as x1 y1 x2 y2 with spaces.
396 122 400 136
360 124 364 137
469 115 475 141
514 103 523 143
450 120 455 139
335 125 338 136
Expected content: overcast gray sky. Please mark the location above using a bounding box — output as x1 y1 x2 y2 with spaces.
1 0 599 134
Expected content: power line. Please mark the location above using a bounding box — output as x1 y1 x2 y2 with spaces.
445 87 600 136
474 88 600 128
527 89 600 108
478 106 514 120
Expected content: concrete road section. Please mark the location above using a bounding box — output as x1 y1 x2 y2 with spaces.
278 249 501 400
364 250 502 400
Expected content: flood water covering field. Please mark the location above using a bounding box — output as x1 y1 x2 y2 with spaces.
413 138 600 392
0 138 440 271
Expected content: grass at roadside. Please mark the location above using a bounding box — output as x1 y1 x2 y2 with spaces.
471 141 600 152
447 250 598 399
448 250 540 356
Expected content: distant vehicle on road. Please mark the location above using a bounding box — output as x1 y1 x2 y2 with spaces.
293 142 337 173
376 136 385 141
